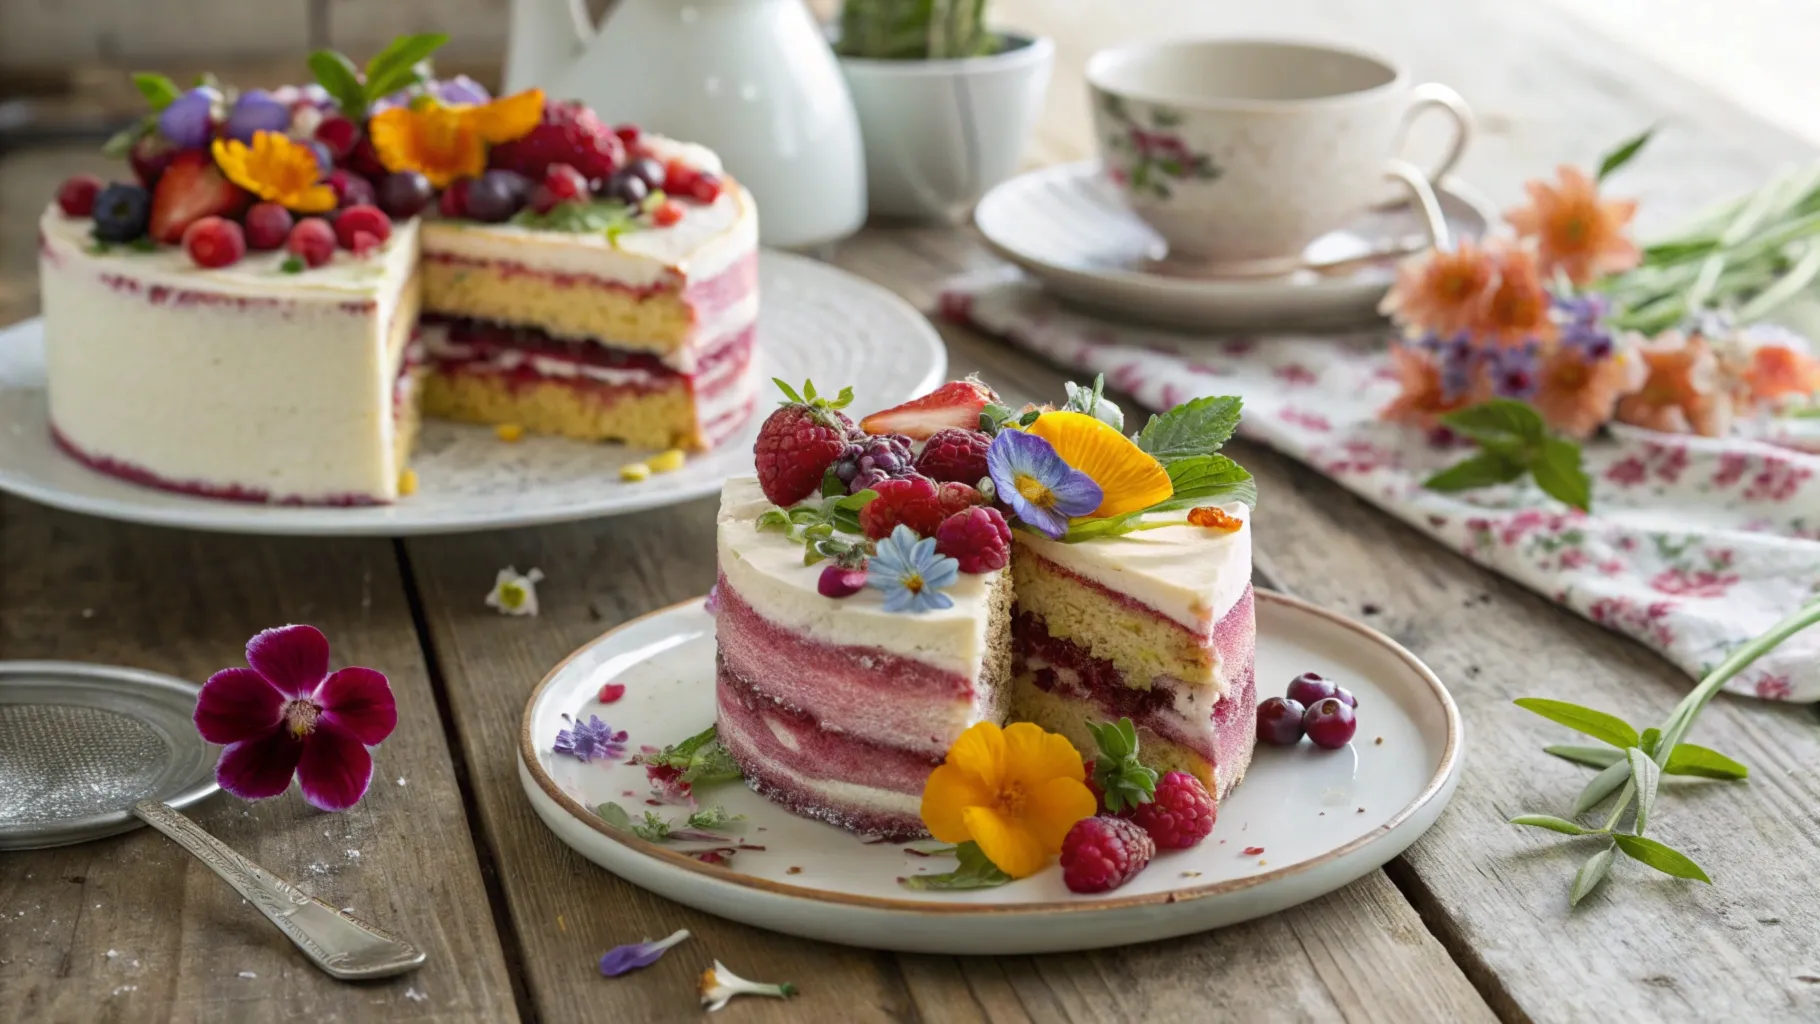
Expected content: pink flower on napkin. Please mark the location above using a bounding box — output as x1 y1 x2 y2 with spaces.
194 624 398 811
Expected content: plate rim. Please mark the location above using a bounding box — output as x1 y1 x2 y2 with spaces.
0 249 947 537
517 588 1462 916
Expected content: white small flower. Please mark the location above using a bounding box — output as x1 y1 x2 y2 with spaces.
485 567 545 616
698 960 797 1012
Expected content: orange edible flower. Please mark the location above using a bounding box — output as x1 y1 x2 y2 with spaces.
1379 237 1495 336
1505 165 1640 286
1187 506 1243 532
1472 244 1557 347
1741 343 1820 407
1531 342 1647 440
211 131 335 213
1614 330 1733 437
368 89 545 188
1380 343 1485 431
919 721 1097 879
1025 411 1172 518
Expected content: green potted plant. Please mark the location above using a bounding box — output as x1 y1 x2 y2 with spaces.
834 0 1054 222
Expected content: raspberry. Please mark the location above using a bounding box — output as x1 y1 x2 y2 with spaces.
858 476 947 540
936 481 983 516
334 205 392 250
488 100 625 181
753 379 855 506
182 216 246 268
57 174 103 217
1061 816 1154 893
935 507 1010 573
1128 771 1216 850
286 218 336 268
916 428 991 484
243 202 293 250
327 170 376 209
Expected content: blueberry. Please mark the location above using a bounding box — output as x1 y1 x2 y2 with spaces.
464 173 523 223
91 183 150 242
625 157 666 190
377 171 435 219
158 87 220 150
225 89 292 143
1256 697 1306 746
1285 672 1337 707
603 168 649 206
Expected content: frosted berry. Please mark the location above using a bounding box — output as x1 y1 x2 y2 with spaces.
915 428 992 484
1304 698 1357 750
313 115 362 160
1128 771 1216 849
1332 686 1357 708
327 170 376 209
1286 672 1337 707
831 433 914 495
1061 816 1154 894
438 179 472 219
57 175 103 217
936 481 983 516
1256 696 1306 746
753 379 855 506
243 202 293 250
934 507 1011 573
377 171 435 219
651 199 684 227
285 218 336 268
858 475 948 540
91 184 151 242
333 205 392 250
817 564 867 599
182 216 245 268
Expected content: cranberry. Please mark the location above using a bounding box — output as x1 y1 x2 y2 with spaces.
1332 686 1357 708
662 159 701 195
333 204 392 250
687 171 723 203
624 157 666 191
327 170 376 209
1286 672 1337 707
182 216 245 268
1256 697 1306 746
377 171 434 219
244 202 294 250
56 174 103 217
438 179 472 219
1304 698 1357 750
314 115 361 160
286 218 336 267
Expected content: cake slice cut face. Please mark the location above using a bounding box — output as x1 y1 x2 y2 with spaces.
1009 503 1257 798
713 478 1012 840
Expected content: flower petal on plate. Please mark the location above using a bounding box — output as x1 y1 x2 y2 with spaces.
216 728 304 801
317 666 397 746
245 624 331 697
961 805 1048 879
194 667 284 744
1023 776 1098 852
296 723 375 812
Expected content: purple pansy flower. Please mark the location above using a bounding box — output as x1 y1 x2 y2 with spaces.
193 625 397 812
600 928 691 977
554 715 627 763
985 429 1103 539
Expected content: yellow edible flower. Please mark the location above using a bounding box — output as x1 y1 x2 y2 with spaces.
368 89 545 188
919 721 1096 878
1025 411 1172 518
211 131 336 213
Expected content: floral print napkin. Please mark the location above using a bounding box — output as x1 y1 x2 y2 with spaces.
940 268 1820 702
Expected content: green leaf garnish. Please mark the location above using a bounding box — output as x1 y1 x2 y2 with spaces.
1543 744 1625 770
756 489 875 566
1085 717 1156 813
1060 455 1255 543
1627 747 1661 834
1513 698 1639 749
629 725 743 787
1662 743 1749 779
510 199 643 236
1572 759 1632 815
1570 844 1615 905
1613 834 1711 883
308 49 368 119
280 256 306 274
978 402 1018 435
1596 126 1655 183
1422 452 1526 492
1425 399 1590 510
899 841 1012 890
1510 814 1598 836
132 72 182 111
1133 395 1241 464
362 32 449 103
101 114 158 158
1062 375 1123 431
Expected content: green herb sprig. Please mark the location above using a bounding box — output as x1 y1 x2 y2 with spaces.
510 198 646 240
1422 399 1591 511
1510 596 1820 905
308 32 449 121
597 801 744 842
899 840 1011 890
757 489 877 566
628 724 742 787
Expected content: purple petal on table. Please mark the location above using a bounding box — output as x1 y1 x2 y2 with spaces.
600 928 691 977
317 666 398 746
245 624 331 698
295 723 374 812
194 667 284 744
216 728 305 801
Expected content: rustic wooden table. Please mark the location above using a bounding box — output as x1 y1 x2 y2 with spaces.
4 2 1818 1021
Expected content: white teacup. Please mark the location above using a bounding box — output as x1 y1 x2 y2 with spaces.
1086 38 1472 273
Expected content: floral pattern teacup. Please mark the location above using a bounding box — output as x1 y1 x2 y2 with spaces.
1086 39 1472 272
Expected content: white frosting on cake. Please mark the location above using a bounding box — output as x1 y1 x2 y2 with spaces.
1012 502 1253 632
716 477 1003 683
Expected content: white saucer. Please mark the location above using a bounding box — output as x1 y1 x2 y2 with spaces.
974 161 1498 333
517 591 1464 954
0 252 945 536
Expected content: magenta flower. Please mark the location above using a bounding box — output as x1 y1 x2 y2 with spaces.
193 624 398 811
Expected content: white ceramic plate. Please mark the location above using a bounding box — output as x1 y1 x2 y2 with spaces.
0 252 944 536
974 161 1497 333
518 591 1463 954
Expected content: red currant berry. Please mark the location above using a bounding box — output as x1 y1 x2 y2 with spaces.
56 174 104 217
285 218 336 268
314 115 361 160
651 199 684 227
439 179 473 219
182 216 246 269
662 159 701 195
687 172 723 203
542 163 588 202
1303 698 1358 750
243 202 294 250
1256 696 1306 746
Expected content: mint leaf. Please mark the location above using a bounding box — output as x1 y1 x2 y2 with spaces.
1439 398 1547 447
362 32 449 103
132 72 182 111
899 841 1012 890
1613 833 1711 883
1544 744 1626 770
1570 844 1615 905
1597 126 1654 183
1628 747 1662 834
1663 743 1749 780
1511 814 1597 835
979 402 1017 435
308 49 368 118
1573 759 1633 815
1423 452 1526 492
1532 437 1591 511
1514 698 1640 749
1162 454 1253 503
1134 395 1242 463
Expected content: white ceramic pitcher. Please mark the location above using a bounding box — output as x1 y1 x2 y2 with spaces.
505 0 867 249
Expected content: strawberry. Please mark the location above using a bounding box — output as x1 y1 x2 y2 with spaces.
148 151 250 244
859 377 997 440
753 379 856 506
488 100 625 182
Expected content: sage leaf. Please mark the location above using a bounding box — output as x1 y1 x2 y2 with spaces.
1544 744 1625 770
1532 437 1592 512
1515 698 1640 749
1613 834 1712 883
1628 747 1662 834
1639 728 1661 757
1511 814 1595 835
1597 126 1655 183
1663 743 1750 780
1570 844 1616 905
1424 452 1527 492
899 841 1012 890
1573 758 1633 815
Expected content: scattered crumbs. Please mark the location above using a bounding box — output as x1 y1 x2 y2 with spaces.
1360 603 1381 615
621 790 636 798
322 830 331 838
1258 860 1268 866
306 862 332 877
895 876 907 883
1374 736 1383 745
345 849 361 860
1180 870 1201 878
1465 664 1482 678
94 903 101 909
756 826 768 832
111 986 137 996
237 971 257 980
1357 807 1367 814
405 987 428 1003
131 960 140 968
1242 846 1265 856
786 866 802 875
1318 811 1326 816
557 914 567 933
106 950 119 959
81 608 95 619
1218 838 1226 845
396 777 408 787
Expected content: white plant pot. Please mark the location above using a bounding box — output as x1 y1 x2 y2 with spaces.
839 33 1055 223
